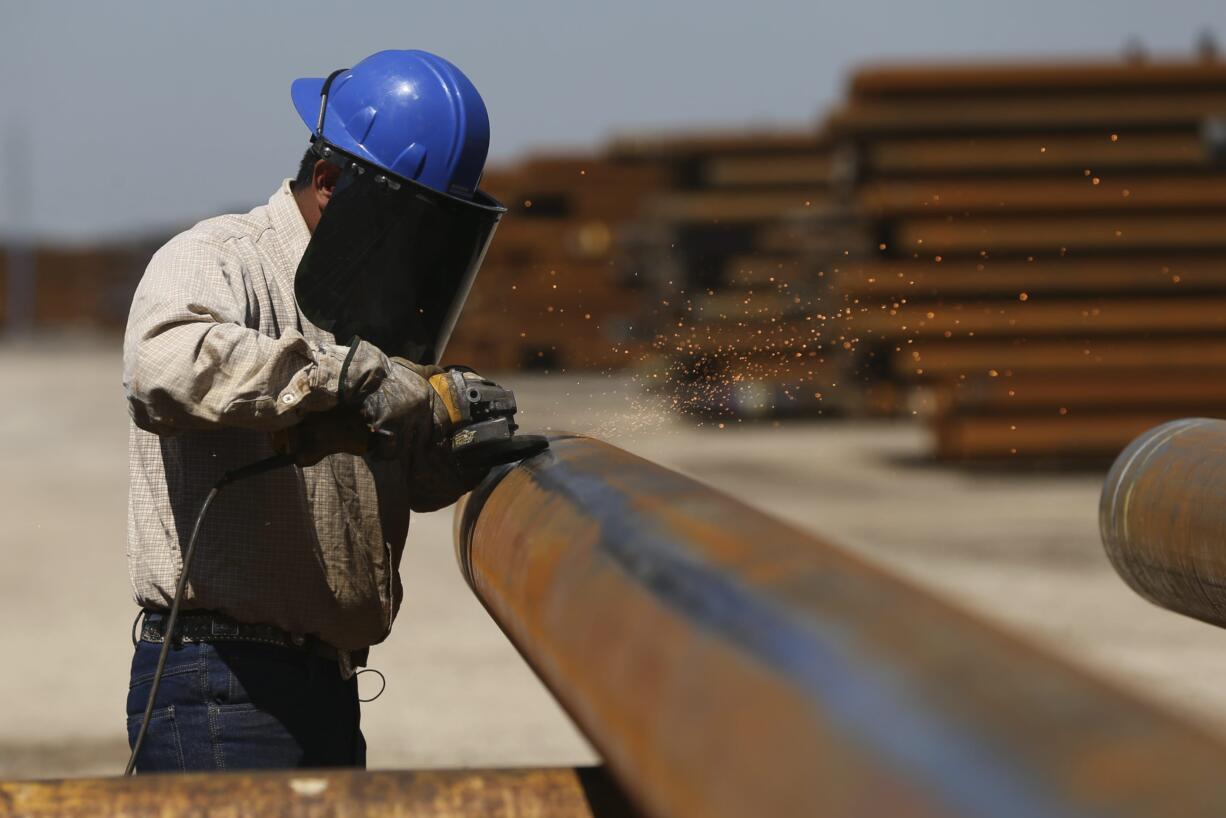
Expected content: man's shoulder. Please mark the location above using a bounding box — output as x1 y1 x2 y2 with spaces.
153 203 274 262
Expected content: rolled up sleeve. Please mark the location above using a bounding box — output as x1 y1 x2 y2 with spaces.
123 233 348 434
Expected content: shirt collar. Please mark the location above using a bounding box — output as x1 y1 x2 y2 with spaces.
266 179 332 342
266 178 312 274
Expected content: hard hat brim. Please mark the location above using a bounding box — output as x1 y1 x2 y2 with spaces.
290 76 374 166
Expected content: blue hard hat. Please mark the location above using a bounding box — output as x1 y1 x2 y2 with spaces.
291 50 491 199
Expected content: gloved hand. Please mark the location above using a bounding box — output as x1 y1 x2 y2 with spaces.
270 407 371 467
403 434 490 512
269 339 460 466
360 361 446 459
265 338 396 465
338 338 451 461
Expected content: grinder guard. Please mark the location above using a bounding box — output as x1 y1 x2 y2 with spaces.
295 151 505 364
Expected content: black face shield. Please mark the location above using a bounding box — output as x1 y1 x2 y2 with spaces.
294 145 505 364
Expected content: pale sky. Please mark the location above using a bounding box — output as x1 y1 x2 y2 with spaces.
2 0 1224 241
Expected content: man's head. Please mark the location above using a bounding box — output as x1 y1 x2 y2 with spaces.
288 50 506 364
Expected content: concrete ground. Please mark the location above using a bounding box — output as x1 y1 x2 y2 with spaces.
3 339 1226 778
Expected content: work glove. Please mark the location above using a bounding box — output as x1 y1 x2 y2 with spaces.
270 339 497 507
404 433 488 512
271 338 444 465
339 338 451 461
353 348 490 507
361 360 447 459
270 406 371 467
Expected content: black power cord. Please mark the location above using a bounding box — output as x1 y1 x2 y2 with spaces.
124 453 295 776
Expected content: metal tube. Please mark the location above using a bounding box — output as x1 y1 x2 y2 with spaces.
0 767 597 817
458 434 1226 818
1100 417 1226 629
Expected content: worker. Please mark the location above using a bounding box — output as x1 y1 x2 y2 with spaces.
121 50 503 771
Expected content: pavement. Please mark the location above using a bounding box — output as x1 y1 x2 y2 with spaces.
4 339 1226 778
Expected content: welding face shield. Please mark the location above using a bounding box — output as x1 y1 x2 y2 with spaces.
294 145 505 364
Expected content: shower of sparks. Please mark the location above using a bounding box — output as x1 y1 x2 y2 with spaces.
469 151 1178 453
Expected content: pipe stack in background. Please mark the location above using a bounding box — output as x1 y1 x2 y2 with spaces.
830 62 1226 461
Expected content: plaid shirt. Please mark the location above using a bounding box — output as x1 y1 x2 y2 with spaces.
124 180 436 654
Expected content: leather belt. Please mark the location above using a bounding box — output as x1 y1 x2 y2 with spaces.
139 609 360 664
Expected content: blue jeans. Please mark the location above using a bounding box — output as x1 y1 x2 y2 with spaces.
126 637 366 772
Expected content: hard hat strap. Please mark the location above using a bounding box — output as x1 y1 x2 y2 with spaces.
310 67 375 185
315 68 349 137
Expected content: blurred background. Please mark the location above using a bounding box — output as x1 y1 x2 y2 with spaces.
5 0 1226 780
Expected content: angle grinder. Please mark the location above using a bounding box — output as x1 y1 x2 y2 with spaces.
429 366 549 468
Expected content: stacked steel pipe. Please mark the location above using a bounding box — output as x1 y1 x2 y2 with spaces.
828 61 1226 460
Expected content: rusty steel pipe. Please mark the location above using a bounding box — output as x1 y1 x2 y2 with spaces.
0 767 600 818
1100 417 1226 629
457 434 1226 818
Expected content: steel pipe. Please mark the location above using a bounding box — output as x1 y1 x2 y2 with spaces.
0 767 598 817
457 434 1226 818
1101 417 1226 629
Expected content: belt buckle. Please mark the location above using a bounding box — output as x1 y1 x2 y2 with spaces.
210 619 241 638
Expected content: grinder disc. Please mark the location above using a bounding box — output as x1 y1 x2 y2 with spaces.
455 434 550 469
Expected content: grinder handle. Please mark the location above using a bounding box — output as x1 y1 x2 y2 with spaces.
429 371 468 427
